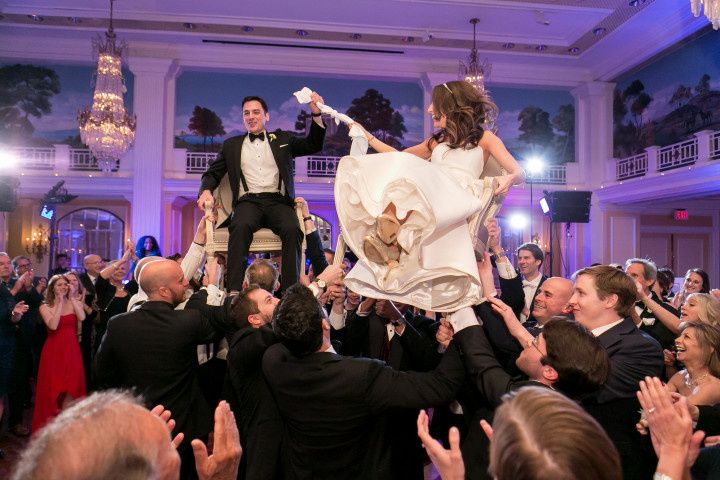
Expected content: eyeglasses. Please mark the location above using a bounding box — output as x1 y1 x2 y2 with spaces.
16 263 31 268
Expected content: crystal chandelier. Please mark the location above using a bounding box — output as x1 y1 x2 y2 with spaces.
458 18 492 93
78 0 136 173
691 0 720 29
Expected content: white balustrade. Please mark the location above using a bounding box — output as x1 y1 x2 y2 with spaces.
712 131 720 160
186 152 216 174
306 156 341 177
10 147 55 169
616 153 648 181
529 165 567 185
657 138 697 171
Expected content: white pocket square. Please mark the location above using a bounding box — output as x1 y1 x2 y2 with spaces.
279 144 289 148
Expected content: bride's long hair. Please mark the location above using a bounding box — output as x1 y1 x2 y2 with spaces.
429 80 498 150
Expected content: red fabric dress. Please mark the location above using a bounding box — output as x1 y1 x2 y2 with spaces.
31 313 87 433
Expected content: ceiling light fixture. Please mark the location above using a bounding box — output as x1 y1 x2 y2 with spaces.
568 47 580 54
502 42 515 49
351 33 362 40
77 0 136 173
536 44 548 51
183 22 196 30
691 0 720 29
242 26 254 32
28 14 43 22
458 18 491 93
296 29 308 37
593 27 607 36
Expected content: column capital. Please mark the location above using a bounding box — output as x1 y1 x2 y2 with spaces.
571 81 615 100
128 57 180 79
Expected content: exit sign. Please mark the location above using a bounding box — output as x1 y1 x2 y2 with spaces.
674 209 689 221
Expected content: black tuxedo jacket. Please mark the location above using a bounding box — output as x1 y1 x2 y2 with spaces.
583 317 663 480
94 300 225 440
637 291 679 351
262 340 465 480
226 324 282 480
199 121 326 206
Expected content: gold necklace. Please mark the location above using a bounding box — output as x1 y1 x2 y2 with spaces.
684 370 710 391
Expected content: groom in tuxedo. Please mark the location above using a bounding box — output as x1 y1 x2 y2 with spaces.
198 93 326 293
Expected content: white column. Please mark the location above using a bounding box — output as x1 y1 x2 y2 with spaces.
128 57 179 245
571 82 615 266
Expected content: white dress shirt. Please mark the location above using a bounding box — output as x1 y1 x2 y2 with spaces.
591 318 625 337
520 274 542 322
240 133 281 194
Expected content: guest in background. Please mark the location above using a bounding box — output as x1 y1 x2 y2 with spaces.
682 293 720 325
672 268 711 309
93 247 133 355
667 321 720 406
31 274 86 433
136 235 162 260
50 253 70 276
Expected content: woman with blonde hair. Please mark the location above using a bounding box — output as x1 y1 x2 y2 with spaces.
337 80 524 312
31 274 86 432
681 293 720 325
667 321 720 406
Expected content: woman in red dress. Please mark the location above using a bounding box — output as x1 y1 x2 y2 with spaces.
31 274 87 433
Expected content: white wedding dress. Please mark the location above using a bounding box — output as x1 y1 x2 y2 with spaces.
335 143 500 312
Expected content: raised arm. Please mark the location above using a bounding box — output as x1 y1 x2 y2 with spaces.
68 281 86 322
486 296 534 348
39 299 64 331
636 284 682 334
100 246 133 280
480 130 525 194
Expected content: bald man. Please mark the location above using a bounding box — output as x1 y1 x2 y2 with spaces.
12 390 241 480
95 260 232 478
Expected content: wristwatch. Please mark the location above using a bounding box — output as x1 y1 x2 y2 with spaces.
316 279 327 292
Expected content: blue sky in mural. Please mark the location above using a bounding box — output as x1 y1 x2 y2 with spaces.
0 62 134 141
175 70 425 144
614 30 720 124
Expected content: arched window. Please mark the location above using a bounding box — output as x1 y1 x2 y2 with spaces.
57 209 125 270
308 213 332 249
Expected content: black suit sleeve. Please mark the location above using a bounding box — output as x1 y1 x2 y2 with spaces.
697 405 720 436
199 147 228 195
476 303 523 359
305 229 329 276
340 309 370 357
453 325 516 408
396 314 441 371
365 341 465 412
94 319 119 388
499 274 525 318
288 120 326 157
184 290 238 337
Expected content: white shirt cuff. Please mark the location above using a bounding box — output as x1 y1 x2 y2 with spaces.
496 261 517 280
328 309 347 330
447 307 480 333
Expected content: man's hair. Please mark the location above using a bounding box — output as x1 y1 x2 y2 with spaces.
573 265 637 318
686 293 720 326
517 243 544 264
12 255 31 269
657 267 676 296
681 321 720 377
541 317 610 398
245 259 279 293
166 253 182 262
242 95 269 113
56 253 69 260
323 248 335 255
272 283 325 357
489 387 621 480
230 284 262 328
625 258 657 281
12 390 157 480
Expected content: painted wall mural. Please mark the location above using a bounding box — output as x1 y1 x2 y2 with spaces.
0 62 133 147
613 29 720 158
175 71 575 163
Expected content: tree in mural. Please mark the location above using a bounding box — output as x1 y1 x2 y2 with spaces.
695 74 711 96
670 85 693 108
622 80 653 136
0 64 61 141
295 109 311 134
346 89 406 149
518 106 554 149
188 106 225 151
552 104 575 164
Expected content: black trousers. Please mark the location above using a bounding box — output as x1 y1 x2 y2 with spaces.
227 193 302 292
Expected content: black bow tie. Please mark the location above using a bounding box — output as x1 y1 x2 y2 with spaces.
249 132 265 142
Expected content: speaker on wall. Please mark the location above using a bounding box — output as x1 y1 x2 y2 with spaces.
545 191 592 223
0 176 19 212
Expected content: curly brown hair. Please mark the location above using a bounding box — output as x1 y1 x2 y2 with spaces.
429 80 498 150
44 274 69 307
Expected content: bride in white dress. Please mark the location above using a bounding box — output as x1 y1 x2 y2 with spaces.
335 81 524 312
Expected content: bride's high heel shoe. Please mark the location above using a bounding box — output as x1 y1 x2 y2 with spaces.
363 234 400 268
376 213 401 245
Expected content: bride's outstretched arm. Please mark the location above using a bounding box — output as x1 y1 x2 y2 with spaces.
480 131 526 193
354 122 433 159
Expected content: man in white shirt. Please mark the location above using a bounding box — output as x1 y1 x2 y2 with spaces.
198 93 326 294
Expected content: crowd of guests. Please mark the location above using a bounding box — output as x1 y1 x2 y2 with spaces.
2 211 720 480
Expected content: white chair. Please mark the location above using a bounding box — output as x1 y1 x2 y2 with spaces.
204 174 307 274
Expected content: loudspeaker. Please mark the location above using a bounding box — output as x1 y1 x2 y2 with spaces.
546 191 592 223
0 176 19 212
